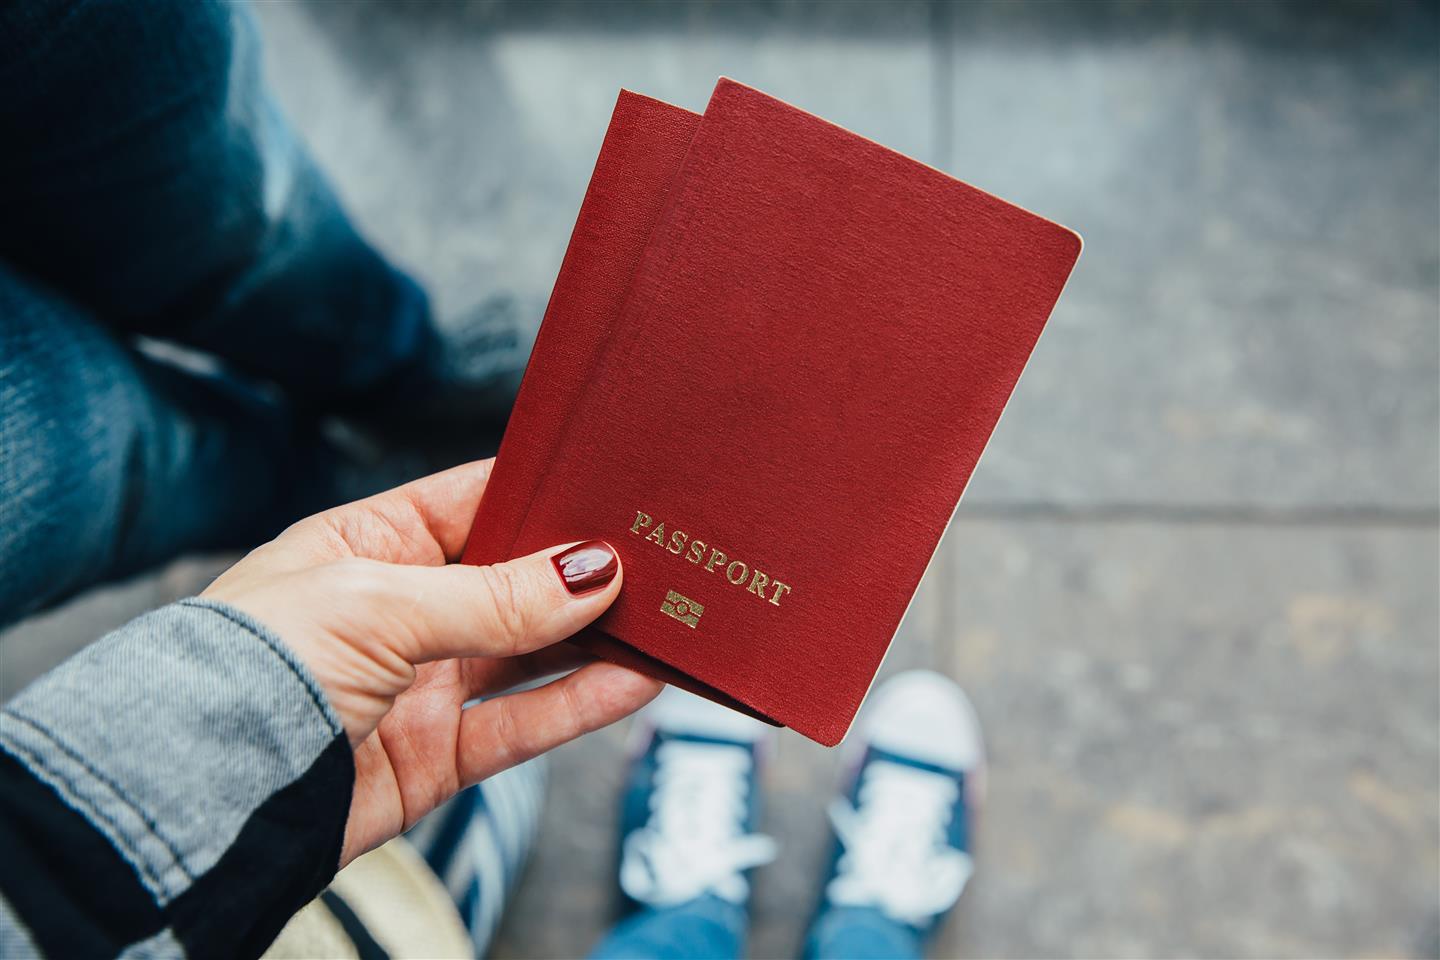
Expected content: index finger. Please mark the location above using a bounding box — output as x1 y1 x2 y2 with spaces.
313 458 495 565
457 662 664 784
378 458 496 561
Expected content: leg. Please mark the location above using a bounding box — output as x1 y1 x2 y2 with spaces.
405 759 547 957
802 671 985 960
588 689 777 960
0 265 335 629
803 907 924 960
0 0 439 411
590 898 747 960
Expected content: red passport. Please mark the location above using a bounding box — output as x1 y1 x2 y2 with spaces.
464 80 1080 746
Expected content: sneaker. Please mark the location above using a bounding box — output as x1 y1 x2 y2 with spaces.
614 687 779 912
809 670 985 948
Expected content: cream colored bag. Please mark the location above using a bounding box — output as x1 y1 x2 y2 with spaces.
264 837 472 959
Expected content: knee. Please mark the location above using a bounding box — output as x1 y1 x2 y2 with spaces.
0 273 146 622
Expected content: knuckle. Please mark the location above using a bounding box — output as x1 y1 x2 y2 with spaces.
329 557 389 598
556 677 592 735
475 563 531 653
489 695 528 771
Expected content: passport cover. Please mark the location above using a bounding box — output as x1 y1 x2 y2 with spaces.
466 80 1081 746
464 89 696 563
459 90 765 716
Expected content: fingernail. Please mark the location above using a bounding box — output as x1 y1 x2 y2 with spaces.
552 540 619 595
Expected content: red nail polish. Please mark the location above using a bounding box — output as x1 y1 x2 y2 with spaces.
552 540 619 595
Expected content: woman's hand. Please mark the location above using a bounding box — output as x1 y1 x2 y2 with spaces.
202 459 662 866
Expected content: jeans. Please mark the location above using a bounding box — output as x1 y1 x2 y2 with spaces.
590 898 922 960
590 896 748 960
0 0 537 951
802 906 924 960
0 0 438 629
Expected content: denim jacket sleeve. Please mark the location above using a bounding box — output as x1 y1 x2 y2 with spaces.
0 599 353 958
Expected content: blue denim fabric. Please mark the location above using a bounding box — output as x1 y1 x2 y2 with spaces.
0 0 440 627
802 905 923 960
589 897 921 960
589 895 747 960
0 264 340 628
0 0 439 409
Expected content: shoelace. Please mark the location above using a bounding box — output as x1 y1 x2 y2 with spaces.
619 740 778 907
826 759 974 926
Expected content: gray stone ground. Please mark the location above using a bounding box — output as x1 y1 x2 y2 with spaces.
2 1 1436 957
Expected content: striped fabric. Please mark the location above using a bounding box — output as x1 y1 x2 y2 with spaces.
0 600 353 957
406 758 547 955
0 595 548 959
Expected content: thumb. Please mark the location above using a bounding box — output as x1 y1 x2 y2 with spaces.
357 540 622 664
